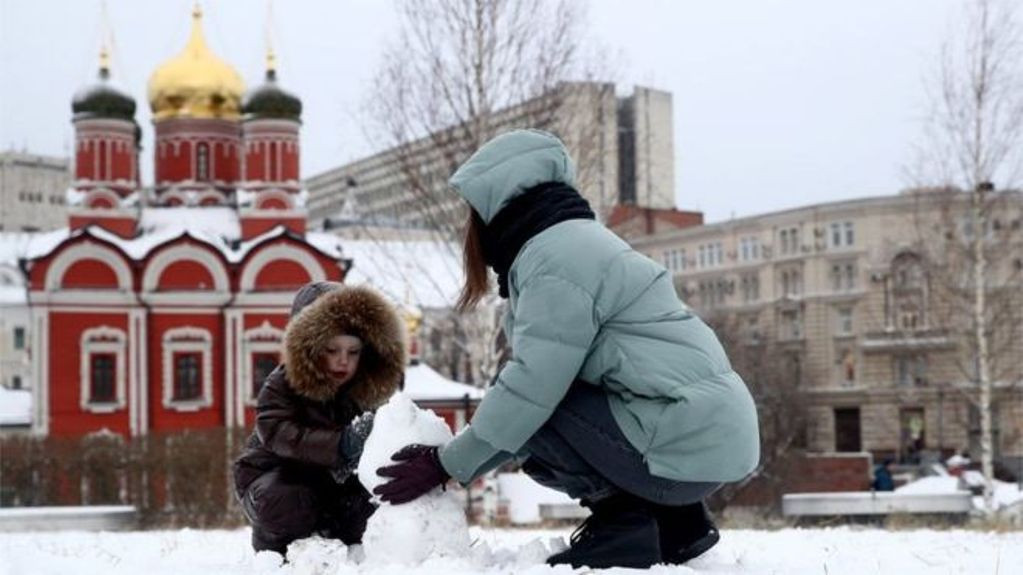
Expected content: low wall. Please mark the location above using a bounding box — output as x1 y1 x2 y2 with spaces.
782 492 972 516
0 505 138 532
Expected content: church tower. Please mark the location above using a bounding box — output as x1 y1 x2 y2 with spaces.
69 42 140 237
147 5 245 206
238 43 306 239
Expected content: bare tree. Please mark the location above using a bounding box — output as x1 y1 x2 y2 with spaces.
909 0 1023 512
354 0 614 387
363 0 616 231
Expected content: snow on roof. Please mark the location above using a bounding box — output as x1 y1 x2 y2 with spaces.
0 286 26 305
403 362 483 402
334 237 462 309
130 207 241 259
0 386 32 426
7 209 342 267
0 230 70 265
138 206 241 241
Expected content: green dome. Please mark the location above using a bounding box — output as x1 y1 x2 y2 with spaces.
72 68 136 121
242 70 302 121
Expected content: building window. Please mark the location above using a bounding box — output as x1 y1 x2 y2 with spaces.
831 262 857 292
11 375 21 390
662 248 687 273
697 243 722 269
91 354 117 403
13 326 25 350
780 309 803 340
162 326 213 411
251 353 278 400
830 221 856 248
243 321 285 406
744 314 762 345
173 353 202 401
844 263 856 290
741 272 759 303
894 355 928 386
780 268 802 297
740 236 760 262
835 348 856 385
675 249 687 272
697 278 729 309
196 143 210 181
80 326 127 413
835 307 854 335
779 227 800 255
834 407 862 452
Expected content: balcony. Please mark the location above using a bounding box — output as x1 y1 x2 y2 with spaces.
860 328 956 353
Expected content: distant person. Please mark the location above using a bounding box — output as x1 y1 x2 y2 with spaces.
371 130 760 569
232 281 407 556
872 459 895 491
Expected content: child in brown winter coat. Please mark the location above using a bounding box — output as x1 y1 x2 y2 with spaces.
232 281 407 555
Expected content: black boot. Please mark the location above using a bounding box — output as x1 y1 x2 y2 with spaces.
546 494 661 569
654 501 719 564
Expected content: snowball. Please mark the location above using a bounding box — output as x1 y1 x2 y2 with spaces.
283 535 348 573
357 392 471 564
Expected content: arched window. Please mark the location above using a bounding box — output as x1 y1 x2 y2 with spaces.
196 143 210 181
269 141 279 181
98 140 108 180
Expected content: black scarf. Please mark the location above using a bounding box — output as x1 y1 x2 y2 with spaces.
478 182 595 299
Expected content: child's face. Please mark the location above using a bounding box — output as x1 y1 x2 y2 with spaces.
321 334 363 385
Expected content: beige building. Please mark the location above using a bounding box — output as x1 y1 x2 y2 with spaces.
306 82 675 231
0 252 30 391
630 190 1023 471
0 152 71 232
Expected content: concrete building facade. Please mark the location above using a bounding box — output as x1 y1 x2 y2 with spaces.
0 256 31 391
0 152 71 232
629 190 1023 472
306 83 676 232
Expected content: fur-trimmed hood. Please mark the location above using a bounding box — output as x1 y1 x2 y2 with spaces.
284 285 407 407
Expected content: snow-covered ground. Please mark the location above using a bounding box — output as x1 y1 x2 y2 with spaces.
1 526 1020 575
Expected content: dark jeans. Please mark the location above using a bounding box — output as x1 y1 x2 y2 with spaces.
521 382 720 506
240 467 375 554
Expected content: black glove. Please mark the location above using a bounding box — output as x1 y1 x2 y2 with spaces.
332 412 375 484
373 444 450 504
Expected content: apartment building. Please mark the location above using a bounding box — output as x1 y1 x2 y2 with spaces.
630 189 1023 471
306 82 676 231
0 152 71 232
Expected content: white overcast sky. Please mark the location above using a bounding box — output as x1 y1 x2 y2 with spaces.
0 0 967 223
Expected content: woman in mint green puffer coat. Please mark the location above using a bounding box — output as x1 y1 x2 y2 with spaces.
373 129 759 570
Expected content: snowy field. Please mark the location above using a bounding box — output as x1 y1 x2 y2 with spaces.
1 526 1020 575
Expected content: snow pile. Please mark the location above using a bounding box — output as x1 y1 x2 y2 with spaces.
356 393 469 564
895 476 967 495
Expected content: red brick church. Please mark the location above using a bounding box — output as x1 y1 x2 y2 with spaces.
24 7 349 437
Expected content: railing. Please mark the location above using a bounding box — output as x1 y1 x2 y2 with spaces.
860 328 955 352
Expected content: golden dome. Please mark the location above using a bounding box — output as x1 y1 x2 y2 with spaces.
147 5 245 120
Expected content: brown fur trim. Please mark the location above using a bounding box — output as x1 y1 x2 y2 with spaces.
284 285 407 406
